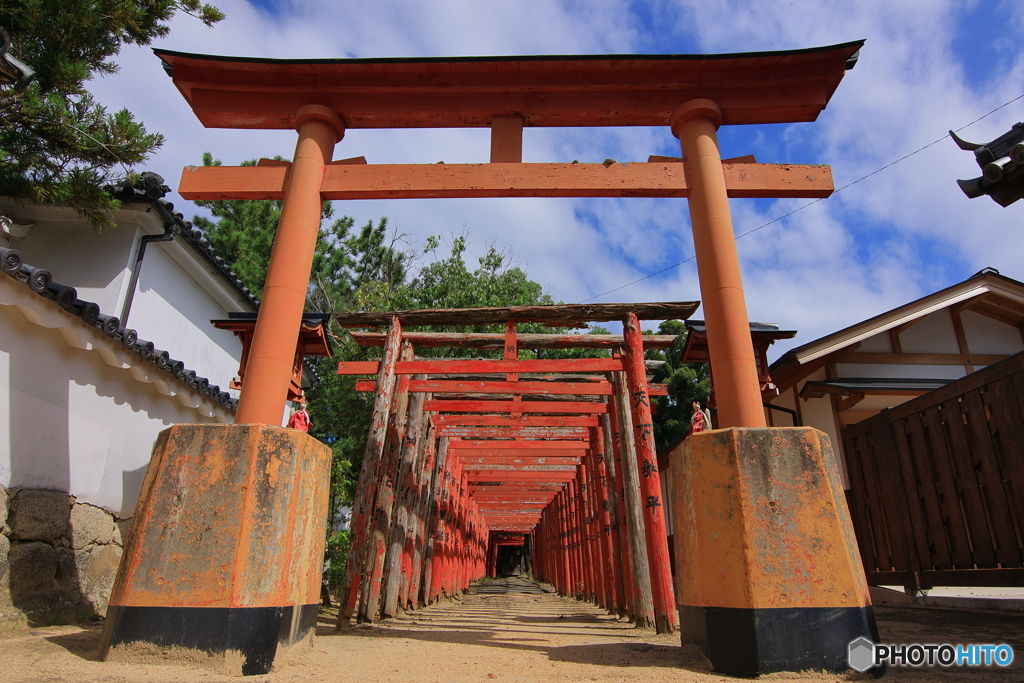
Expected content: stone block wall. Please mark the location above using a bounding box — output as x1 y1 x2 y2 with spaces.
0 485 130 627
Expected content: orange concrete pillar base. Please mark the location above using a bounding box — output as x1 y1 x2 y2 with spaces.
671 427 880 677
98 424 332 676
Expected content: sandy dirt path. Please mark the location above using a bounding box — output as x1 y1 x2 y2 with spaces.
1 578 1022 682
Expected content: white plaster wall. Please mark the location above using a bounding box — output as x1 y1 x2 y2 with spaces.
7 216 136 314
128 242 242 395
961 309 1024 355
788 369 848 487
856 331 894 353
4 208 245 398
767 386 799 427
895 310 960 354
836 314 965 380
834 362 967 380
0 203 249 516
0 304 220 517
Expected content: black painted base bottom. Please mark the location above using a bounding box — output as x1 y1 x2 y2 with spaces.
98 603 320 676
679 604 880 678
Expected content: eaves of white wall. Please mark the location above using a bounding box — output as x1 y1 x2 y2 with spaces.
0 275 232 423
132 206 256 314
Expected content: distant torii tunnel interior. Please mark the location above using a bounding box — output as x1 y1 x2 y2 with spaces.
335 302 698 634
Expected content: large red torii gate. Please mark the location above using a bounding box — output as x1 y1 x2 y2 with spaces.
101 42 878 678
159 44 862 428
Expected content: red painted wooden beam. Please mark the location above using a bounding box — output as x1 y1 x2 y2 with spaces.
355 378 668 396
468 499 552 505
435 427 589 439
466 472 576 481
362 379 615 395
448 440 588 450
474 500 555 505
158 42 862 130
180 161 835 200
468 487 565 493
348 330 678 350
460 464 577 471
433 415 599 427
455 456 582 465
424 400 607 414
339 358 624 375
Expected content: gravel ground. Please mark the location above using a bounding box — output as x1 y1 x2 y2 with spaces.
1 578 1022 682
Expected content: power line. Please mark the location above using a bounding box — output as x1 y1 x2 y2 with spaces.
577 93 1024 304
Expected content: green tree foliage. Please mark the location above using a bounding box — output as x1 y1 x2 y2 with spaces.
192 153 408 306
400 235 548 312
387 235 577 359
0 1 224 229
647 320 711 452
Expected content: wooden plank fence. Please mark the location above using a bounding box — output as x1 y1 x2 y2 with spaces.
841 352 1024 590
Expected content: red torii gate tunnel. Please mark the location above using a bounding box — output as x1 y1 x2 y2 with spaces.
334 302 691 635
100 42 878 678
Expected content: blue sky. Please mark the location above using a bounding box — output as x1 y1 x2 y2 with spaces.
88 0 1024 359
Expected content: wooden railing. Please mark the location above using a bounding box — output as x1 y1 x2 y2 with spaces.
841 352 1024 590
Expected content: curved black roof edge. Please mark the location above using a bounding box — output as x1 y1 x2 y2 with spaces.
153 39 865 69
685 319 795 334
214 311 336 360
0 246 238 413
107 173 260 311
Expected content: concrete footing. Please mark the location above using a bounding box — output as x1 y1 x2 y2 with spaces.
98 424 332 676
671 427 879 677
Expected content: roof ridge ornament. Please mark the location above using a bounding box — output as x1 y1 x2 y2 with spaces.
952 122 1024 206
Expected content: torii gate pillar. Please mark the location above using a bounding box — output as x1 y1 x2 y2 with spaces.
235 105 345 424
99 107 343 675
671 99 765 430
668 102 877 677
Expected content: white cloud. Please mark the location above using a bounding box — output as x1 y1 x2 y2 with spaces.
84 0 1024 361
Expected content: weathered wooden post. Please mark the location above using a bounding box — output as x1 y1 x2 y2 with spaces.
581 470 598 602
610 369 656 629
589 426 621 613
402 417 435 610
422 436 449 605
556 489 572 595
338 318 403 626
381 376 428 618
586 443 604 607
431 461 454 601
358 342 415 621
580 459 602 606
455 469 469 593
567 478 584 596
534 521 546 583
601 413 630 618
622 314 677 634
